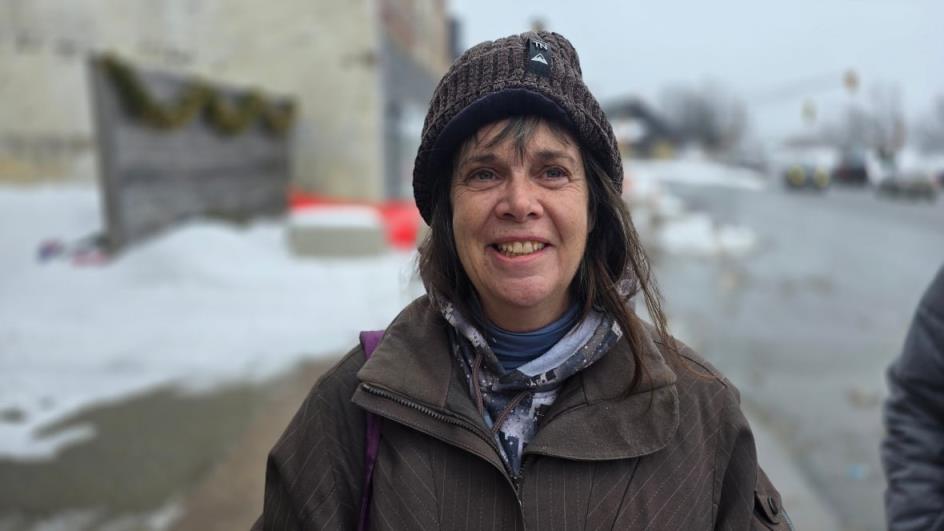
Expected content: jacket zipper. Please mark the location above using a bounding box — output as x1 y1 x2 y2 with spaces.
363 383 467 428
513 459 528 492
360 383 524 507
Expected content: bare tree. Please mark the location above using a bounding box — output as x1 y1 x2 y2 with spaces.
870 84 906 154
820 104 868 148
820 83 906 154
658 82 748 154
915 95 944 153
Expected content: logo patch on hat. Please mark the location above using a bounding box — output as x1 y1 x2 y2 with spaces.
526 38 551 77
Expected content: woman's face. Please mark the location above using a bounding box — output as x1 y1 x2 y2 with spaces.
450 118 589 332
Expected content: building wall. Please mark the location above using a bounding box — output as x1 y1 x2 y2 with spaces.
378 0 452 198
0 1 103 182
0 0 396 200
198 0 385 199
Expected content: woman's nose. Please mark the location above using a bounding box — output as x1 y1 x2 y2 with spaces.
496 174 542 221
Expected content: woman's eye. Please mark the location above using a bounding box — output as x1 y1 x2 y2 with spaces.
467 169 498 184
543 166 569 180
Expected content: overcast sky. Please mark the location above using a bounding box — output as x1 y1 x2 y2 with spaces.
449 0 943 143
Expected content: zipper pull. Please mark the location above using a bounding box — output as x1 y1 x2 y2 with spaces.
512 472 524 508
513 458 527 493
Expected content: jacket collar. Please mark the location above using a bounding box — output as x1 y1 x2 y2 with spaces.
356 296 680 461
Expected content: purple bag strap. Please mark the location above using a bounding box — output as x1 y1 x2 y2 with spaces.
357 330 384 531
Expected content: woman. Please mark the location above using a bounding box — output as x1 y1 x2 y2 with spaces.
255 31 790 530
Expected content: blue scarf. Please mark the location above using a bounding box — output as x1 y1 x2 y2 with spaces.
483 304 581 372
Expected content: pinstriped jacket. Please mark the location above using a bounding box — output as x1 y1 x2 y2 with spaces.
254 296 791 530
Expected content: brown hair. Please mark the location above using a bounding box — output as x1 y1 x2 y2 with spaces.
418 115 678 392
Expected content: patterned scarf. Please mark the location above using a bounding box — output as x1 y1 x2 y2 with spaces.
437 297 623 475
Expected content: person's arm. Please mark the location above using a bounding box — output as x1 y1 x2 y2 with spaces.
715 425 793 530
253 349 367 531
883 266 944 531
712 382 793 530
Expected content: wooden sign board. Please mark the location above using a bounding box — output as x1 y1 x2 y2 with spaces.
88 56 294 252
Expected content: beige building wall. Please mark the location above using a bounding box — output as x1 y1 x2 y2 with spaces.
196 0 385 198
0 1 100 181
0 0 393 199
381 0 451 76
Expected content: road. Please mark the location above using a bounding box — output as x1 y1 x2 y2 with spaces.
649 183 944 531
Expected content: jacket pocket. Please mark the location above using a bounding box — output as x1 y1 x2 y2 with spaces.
753 468 793 530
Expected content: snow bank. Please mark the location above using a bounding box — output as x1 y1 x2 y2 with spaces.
657 213 758 258
0 185 423 460
624 157 759 258
627 155 767 192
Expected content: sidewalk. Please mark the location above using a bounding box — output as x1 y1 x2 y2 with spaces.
746 407 842 531
665 318 844 530
171 359 334 531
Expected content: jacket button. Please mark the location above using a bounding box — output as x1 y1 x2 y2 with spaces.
767 496 780 515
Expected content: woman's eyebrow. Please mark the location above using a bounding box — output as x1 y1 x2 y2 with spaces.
457 152 499 170
457 148 575 171
531 149 576 165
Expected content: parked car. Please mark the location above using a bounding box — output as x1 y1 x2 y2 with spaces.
783 163 830 191
772 145 834 192
832 149 869 185
876 172 939 201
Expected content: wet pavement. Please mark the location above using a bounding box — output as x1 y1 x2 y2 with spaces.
0 359 335 531
650 183 944 531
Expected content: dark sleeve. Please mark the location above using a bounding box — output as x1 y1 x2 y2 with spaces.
254 348 367 531
882 265 944 531
712 383 793 530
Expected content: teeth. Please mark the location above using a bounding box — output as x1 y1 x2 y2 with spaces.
496 241 545 256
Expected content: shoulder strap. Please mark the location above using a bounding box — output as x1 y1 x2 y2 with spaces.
359 330 384 359
357 330 384 531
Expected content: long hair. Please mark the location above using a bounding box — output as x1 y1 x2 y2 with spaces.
417 115 679 393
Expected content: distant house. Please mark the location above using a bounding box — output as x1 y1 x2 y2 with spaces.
604 98 680 159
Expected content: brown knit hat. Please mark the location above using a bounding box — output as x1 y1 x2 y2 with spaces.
413 31 623 224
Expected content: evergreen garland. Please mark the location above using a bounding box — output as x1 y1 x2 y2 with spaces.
99 54 296 137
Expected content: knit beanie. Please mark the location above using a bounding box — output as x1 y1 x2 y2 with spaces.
412 31 623 225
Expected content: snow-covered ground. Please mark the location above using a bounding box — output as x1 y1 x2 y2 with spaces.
0 185 423 460
628 152 767 192
626 155 763 257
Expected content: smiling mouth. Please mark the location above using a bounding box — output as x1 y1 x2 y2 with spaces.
492 241 547 257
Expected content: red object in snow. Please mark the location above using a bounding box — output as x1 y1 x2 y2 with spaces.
288 189 422 250
377 201 423 249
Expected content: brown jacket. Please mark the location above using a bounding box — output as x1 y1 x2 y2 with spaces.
255 297 791 530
